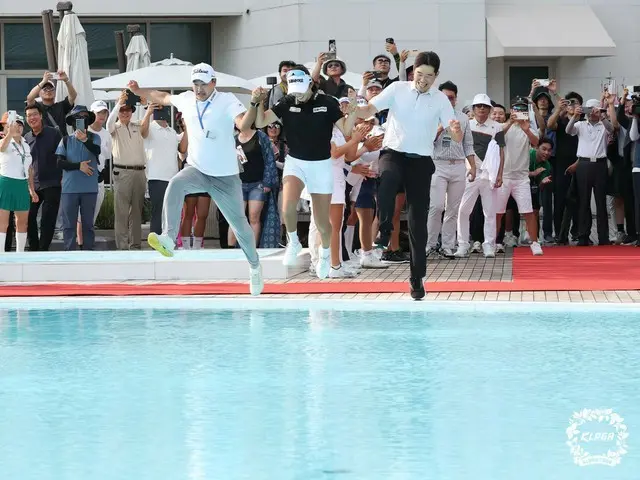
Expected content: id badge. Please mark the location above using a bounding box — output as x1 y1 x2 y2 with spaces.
205 130 216 140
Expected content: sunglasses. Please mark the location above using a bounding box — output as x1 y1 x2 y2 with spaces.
267 124 281 129
327 63 342 68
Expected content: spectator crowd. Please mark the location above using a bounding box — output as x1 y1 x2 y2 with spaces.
1 40 639 281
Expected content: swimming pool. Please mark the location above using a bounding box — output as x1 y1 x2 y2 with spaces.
1 298 638 480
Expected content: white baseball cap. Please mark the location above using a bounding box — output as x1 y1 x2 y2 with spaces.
366 81 383 90
585 99 601 109
472 94 492 107
90 100 109 113
286 69 312 94
339 97 350 104
191 63 216 84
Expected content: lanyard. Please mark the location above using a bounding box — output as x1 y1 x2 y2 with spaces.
12 141 26 165
196 92 216 131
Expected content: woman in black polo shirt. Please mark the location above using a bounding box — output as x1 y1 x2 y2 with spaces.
246 65 357 279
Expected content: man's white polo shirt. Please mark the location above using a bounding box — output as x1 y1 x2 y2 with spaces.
145 121 180 182
170 90 246 176
369 81 455 157
569 120 613 159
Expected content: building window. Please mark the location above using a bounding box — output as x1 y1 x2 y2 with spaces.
7 78 41 113
85 23 147 70
150 23 211 64
4 24 48 70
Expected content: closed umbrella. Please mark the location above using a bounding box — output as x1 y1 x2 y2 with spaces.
55 12 94 107
125 34 151 121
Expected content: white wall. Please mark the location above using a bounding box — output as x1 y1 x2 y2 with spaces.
213 0 487 105
0 0 245 16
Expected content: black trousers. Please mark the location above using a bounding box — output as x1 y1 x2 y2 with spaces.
620 161 636 236
541 186 553 237
553 157 578 239
27 186 61 251
576 159 608 242
148 180 169 235
378 150 434 279
633 172 640 237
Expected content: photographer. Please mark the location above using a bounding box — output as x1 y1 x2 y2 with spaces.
629 96 640 245
566 93 618 246
311 54 351 99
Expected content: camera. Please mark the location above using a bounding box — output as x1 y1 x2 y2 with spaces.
536 78 550 87
266 76 278 86
630 93 640 116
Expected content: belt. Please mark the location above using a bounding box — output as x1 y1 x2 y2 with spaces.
436 158 466 164
578 157 607 163
113 164 145 170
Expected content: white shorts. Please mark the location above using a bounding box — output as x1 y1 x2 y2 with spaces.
283 155 333 195
496 177 533 214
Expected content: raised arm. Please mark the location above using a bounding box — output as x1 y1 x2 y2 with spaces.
27 72 52 105
140 104 155 139
127 81 172 107
249 88 280 129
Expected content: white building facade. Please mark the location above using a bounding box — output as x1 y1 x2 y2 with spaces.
0 0 637 112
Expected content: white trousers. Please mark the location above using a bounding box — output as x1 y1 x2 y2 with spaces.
427 160 467 249
457 177 497 247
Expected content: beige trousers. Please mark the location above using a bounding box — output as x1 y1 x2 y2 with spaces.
113 168 146 250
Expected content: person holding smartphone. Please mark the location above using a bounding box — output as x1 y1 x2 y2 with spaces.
55 106 101 251
0 112 38 252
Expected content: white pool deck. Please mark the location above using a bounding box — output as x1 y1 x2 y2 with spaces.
0 249 311 283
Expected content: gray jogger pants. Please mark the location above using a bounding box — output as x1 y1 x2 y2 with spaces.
162 166 260 267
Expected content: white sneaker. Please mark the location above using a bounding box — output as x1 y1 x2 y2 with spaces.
504 233 518 247
329 265 357 278
496 243 505 254
471 241 482 253
283 240 302 266
147 232 175 257
360 252 389 269
530 241 543 256
441 248 455 258
249 264 264 296
520 231 532 246
482 243 495 258
316 251 331 279
454 244 470 258
308 264 316 277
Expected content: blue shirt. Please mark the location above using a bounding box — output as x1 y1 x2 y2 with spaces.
56 133 101 194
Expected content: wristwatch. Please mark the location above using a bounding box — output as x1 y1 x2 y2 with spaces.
250 101 260 107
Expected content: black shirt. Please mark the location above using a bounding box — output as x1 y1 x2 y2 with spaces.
272 94 342 161
319 77 351 99
236 133 264 184
24 126 63 190
554 116 579 163
41 98 73 133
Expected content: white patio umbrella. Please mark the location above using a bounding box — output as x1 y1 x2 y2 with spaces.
91 56 254 95
125 34 151 121
55 12 94 108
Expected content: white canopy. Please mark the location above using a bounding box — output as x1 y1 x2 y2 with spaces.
249 62 364 93
93 90 121 102
55 12 94 107
92 56 255 94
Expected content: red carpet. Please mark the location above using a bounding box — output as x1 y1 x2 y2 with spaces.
1 246 638 296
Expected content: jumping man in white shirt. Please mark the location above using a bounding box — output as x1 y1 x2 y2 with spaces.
127 63 264 295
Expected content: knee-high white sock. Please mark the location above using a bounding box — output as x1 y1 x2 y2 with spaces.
0 233 6 251
182 237 192 250
16 232 27 252
344 225 355 258
193 237 203 250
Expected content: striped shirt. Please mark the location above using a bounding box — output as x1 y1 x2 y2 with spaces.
433 110 475 161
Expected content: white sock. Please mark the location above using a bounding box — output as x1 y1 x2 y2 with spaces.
0 233 6 251
288 231 299 244
193 237 203 250
345 225 355 258
506 230 513 236
16 232 27 252
182 239 191 250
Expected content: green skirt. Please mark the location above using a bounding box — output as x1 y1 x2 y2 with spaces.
0 175 30 212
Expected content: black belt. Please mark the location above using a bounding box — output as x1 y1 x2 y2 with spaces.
578 157 607 162
114 164 145 170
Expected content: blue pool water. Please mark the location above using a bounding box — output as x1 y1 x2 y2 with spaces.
1 299 639 480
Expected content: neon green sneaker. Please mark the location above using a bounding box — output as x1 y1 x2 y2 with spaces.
148 232 175 257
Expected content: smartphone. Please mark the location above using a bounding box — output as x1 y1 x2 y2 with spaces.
325 39 337 60
386 37 395 44
125 88 141 105
266 76 278 86
536 78 550 87
75 118 86 131
51 73 61 80
603 80 616 95
366 70 380 80
7 110 17 125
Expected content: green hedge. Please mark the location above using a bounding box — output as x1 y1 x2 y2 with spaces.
95 187 151 230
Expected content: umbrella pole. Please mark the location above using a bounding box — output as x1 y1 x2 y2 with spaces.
115 31 127 73
41 10 57 72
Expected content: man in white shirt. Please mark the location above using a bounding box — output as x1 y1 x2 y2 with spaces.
497 97 544 256
455 94 505 259
144 105 186 235
127 63 264 295
353 51 462 299
566 94 618 246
